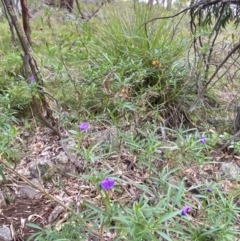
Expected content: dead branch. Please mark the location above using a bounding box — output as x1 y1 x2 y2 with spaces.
141 0 240 27
140 0 240 112
75 0 85 19
86 0 109 22
189 41 240 112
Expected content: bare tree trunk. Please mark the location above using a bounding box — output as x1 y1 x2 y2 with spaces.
1 0 17 46
20 0 31 44
3 0 60 137
166 0 172 9
147 0 154 8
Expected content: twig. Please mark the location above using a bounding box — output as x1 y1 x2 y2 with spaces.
140 0 229 27
140 6 190 28
189 41 240 112
75 0 85 19
208 57 239 91
86 0 108 22
203 3 225 81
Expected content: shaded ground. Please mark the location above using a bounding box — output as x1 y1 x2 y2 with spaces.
0 197 52 240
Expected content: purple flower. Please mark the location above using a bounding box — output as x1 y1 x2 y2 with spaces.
100 178 115 190
181 206 192 216
206 188 212 193
200 136 206 144
29 75 35 82
78 122 89 132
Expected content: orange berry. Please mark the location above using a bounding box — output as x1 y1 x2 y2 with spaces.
151 60 161 67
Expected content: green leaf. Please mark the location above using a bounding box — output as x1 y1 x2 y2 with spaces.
26 232 41 241
173 180 185 206
158 210 181 223
155 231 172 241
26 222 43 230
83 201 104 214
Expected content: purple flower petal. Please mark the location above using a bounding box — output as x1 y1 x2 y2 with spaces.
181 206 192 216
100 178 115 190
29 75 35 82
206 188 212 193
78 122 89 132
200 136 206 144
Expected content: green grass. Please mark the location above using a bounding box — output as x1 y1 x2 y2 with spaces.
1 1 240 240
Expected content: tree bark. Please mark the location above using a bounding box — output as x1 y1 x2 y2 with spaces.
3 0 59 135
20 0 31 44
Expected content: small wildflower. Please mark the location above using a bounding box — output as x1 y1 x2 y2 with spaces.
78 122 89 132
29 75 35 82
206 188 212 193
181 206 192 216
100 178 115 190
200 136 206 144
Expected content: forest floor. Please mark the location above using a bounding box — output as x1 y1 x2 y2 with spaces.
1 122 240 240
1 1 240 241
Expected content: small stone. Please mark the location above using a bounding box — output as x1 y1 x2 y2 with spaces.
0 226 12 241
52 152 68 165
17 168 31 177
29 158 53 178
60 164 76 177
23 131 30 137
19 185 41 199
220 162 240 180
19 178 42 199
62 13 76 22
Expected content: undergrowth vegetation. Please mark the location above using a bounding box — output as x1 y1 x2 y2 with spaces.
0 1 240 240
